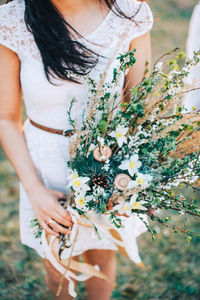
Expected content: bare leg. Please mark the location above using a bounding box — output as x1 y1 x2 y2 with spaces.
82 249 116 300
42 257 79 300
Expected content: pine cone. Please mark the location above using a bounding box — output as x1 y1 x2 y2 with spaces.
91 174 110 189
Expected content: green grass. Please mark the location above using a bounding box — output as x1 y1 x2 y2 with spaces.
0 0 200 299
151 0 197 59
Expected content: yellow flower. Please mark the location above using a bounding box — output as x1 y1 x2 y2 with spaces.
78 198 85 206
130 194 147 211
129 161 136 168
116 132 123 138
137 177 144 185
132 202 141 210
74 179 81 186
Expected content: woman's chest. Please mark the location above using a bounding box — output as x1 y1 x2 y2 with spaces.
20 42 126 110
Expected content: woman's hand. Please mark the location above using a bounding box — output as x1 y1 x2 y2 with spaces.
28 184 73 237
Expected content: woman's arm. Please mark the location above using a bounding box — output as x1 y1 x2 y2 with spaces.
123 32 151 102
0 45 73 235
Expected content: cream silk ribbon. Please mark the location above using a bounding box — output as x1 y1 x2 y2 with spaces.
41 207 144 298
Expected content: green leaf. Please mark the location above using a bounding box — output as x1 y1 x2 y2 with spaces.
185 235 192 244
121 102 129 108
97 120 109 133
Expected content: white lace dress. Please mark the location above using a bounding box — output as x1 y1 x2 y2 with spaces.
0 0 153 264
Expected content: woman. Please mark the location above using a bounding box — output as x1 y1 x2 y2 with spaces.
0 0 153 299
183 0 200 111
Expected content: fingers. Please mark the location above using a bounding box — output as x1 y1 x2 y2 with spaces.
40 220 59 237
37 190 74 236
46 219 71 235
55 202 73 223
51 211 73 228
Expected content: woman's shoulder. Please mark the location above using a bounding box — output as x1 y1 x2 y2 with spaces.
0 0 24 21
118 0 153 20
115 0 153 39
0 0 25 54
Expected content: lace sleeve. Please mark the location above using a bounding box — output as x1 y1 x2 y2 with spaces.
122 0 154 41
0 1 19 54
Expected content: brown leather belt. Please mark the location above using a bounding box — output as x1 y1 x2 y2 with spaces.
29 119 75 137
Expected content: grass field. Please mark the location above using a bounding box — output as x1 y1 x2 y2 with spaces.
0 0 200 299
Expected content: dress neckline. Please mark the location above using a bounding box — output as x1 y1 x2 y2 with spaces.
74 5 114 42
17 0 114 43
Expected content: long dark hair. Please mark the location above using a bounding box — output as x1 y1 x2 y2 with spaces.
5 0 141 83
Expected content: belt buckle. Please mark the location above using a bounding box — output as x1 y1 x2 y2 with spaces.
63 129 74 137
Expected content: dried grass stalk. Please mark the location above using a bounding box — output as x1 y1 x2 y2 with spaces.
160 112 200 137
172 131 200 158
194 178 200 187
69 121 81 158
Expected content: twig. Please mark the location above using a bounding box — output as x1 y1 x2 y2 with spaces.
153 47 180 68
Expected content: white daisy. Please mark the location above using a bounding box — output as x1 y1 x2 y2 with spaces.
129 194 147 211
75 195 92 211
113 200 132 216
67 171 90 193
128 173 153 190
119 154 142 177
109 125 128 147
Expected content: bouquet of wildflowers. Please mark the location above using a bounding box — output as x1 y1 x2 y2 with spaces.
32 49 200 245
65 48 200 241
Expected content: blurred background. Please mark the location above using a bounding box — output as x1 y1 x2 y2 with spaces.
0 0 200 299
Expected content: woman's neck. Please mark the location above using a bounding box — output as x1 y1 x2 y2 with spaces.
51 0 95 14
50 0 109 38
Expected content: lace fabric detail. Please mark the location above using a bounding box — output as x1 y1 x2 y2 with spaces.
0 0 20 54
80 0 153 62
83 0 153 48
0 0 153 63
0 0 41 60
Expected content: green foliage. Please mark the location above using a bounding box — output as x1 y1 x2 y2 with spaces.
97 119 109 133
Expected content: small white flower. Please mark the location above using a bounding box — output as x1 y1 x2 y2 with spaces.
113 194 147 216
104 165 109 171
75 195 87 210
97 136 105 145
88 143 96 153
179 209 185 216
128 173 153 190
67 171 90 193
119 154 142 177
75 195 92 211
165 200 171 207
103 160 110 172
113 200 132 216
109 125 128 147
155 62 163 72
129 194 147 211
